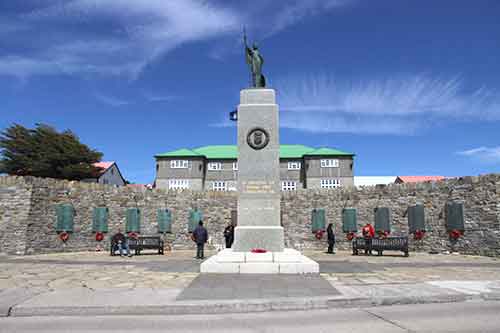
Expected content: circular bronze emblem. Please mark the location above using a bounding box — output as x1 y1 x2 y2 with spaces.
247 127 270 150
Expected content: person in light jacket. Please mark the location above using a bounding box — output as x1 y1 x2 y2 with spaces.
192 220 208 259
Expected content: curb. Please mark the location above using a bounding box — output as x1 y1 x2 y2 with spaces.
8 293 500 317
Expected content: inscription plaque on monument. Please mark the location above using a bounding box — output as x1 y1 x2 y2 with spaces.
243 181 275 193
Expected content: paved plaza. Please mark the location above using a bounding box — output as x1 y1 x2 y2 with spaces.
1 250 500 317
177 274 340 300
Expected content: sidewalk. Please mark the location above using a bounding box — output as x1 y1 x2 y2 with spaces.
1 251 500 317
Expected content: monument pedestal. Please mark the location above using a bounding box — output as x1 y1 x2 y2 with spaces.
200 248 319 274
231 89 284 252
201 88 319 274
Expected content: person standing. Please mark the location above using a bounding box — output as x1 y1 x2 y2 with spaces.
326 223 336 254
224 224 235 248
362 223 375 255
192 220 208 259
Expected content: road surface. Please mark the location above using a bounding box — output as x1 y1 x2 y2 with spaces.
1 301 499 332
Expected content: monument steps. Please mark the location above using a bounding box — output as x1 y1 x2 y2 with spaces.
201 249 319 274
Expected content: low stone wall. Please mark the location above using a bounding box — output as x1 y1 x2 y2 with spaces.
283 174 500 256
0 176 33 255
0 174 499 256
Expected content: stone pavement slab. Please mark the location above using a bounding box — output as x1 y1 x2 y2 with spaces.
2 251 500 317
177 274 339 300
0 288 46 317
11 287 183 317
427 280 500 295
7 281 500 317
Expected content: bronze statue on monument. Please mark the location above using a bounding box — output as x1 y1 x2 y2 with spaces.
244 29 266 88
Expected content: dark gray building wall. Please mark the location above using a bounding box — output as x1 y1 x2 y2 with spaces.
203 159 238 191
304 156 354 188
155 157 205 190
279 159 305 189
204 159 237 181
155 155 354 191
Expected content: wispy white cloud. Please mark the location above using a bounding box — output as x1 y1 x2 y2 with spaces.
1 0 241 79
142 91 177 103
94 93 130 107
94 90 180 106
265 0 353 37
280 113 420 135
209 118 236 129
208 0 354 60
275 73 500 134
0 56 59 80
0 1 355 78
456 147 500 163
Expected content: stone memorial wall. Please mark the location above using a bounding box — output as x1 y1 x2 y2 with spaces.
0 174 499 256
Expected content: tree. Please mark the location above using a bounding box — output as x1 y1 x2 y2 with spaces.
0 123 103 180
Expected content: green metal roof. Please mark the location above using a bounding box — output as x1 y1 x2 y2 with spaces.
156 145 354 159
154 148 202 158
279 144 315 158
193 145 238 159
304 147 354 156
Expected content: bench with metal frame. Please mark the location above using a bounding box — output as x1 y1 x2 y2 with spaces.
110 236 164 256
353 236 409 257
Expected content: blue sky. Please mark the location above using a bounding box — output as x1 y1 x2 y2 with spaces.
1 0 500 184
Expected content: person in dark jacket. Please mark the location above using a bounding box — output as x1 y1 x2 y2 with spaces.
192 220 208 259
111 229 132 257
326 223 336 254
223 224 234 248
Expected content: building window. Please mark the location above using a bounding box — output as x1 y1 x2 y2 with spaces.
156 164 159 172
320 159 339 168
281 181 297 191
170 160 188 169
287 161 301 170
111 168 114 175
321 179 340 189
208 162 222 171
212 181 227 191
232 162 238 171
168 179 189 189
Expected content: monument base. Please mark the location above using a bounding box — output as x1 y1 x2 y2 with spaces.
232 226 284 252
200 248 319 274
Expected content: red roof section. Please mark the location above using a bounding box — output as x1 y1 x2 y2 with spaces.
397 176 445 183
93 161 114 174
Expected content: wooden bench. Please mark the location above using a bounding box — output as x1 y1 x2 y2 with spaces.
353 237 409 257
110 236 164 256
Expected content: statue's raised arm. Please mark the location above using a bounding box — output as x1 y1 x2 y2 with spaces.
243 29 266 88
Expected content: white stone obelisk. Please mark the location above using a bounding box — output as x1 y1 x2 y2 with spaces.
201 88 318 274
232 88 284 252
